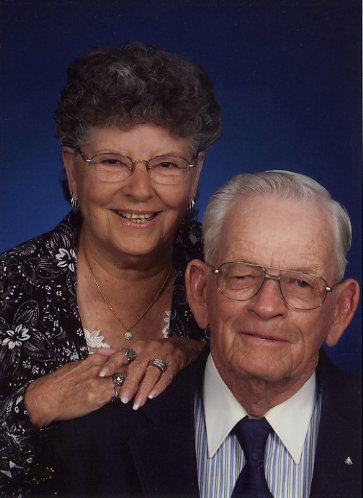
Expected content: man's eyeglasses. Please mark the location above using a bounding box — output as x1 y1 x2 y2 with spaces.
77 149 197 185
209 261 336 310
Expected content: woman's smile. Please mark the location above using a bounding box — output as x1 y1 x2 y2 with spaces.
112 209 160 226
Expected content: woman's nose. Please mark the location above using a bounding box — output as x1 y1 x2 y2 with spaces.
121 162 154 200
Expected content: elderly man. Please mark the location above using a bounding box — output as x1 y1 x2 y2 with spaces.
184 171 361 497
36 171 361 498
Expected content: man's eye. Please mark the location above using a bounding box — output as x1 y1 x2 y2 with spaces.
228 270 254 279
227 274 256 289
297 279 312 288
288 278 312 289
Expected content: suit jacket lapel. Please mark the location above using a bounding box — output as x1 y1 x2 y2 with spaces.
128 346 209 497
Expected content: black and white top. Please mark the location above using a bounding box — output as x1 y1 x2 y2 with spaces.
0 210 206 496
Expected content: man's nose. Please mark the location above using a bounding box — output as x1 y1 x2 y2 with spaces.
248 277 287 318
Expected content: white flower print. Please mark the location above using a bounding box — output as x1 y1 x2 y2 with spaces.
162 310 171 338
2 325 30 349
31 365 39 375
55 248 76 272
84 329 110 350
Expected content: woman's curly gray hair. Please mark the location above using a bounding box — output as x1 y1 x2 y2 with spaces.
55 41 222 153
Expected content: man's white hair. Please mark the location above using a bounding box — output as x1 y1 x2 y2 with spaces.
202 170 352 281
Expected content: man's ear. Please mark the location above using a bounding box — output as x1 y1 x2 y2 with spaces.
325 278 360 347
185 259 209 329
62 147 78 196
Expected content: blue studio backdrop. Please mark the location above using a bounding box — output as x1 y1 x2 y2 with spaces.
0 0 361 375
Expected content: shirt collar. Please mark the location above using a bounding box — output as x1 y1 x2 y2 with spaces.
203 353 317 463
203 354 247 458
264 372 316 463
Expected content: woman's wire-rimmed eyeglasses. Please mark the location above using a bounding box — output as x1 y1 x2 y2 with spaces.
77 148 197 185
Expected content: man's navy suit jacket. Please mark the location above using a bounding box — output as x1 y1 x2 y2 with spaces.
36 348 361 497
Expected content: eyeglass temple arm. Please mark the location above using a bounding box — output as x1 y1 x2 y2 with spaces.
77 149 91 164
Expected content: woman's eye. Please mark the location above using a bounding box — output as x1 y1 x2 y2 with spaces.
96 156 129 167
158 161 177 169
103 156 128 165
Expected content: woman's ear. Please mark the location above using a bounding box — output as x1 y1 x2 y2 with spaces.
185 259 209 329
62 147 78 196
325 278 360 347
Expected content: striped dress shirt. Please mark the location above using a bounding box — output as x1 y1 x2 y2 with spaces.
195 355 322 498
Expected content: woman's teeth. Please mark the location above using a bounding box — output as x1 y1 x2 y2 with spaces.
116 211 155 224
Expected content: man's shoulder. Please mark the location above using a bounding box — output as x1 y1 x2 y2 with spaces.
311 351 362 496
317 349 361 441
318 349 361 401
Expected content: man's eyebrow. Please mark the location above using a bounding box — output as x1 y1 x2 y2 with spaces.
285 264 324 275
226 259 324 275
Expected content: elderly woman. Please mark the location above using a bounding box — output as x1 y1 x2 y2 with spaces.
0 41 221 495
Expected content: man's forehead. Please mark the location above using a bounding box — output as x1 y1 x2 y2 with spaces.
216 237 325 272
214 194 335 275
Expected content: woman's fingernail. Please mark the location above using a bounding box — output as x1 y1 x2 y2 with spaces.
148 390 156 400
132 402 139 411
121 395 129 404
99 369 107 377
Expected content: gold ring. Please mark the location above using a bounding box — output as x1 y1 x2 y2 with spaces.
148 358 167 373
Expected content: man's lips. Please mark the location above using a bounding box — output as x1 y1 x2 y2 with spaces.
113 210 159 224
241 331 287 342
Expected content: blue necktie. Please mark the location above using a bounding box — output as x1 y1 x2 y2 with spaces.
231 417 273 498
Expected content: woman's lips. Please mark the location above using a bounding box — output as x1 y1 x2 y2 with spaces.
113 210 159 225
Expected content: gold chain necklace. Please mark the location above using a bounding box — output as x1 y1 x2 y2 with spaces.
85 255 172 341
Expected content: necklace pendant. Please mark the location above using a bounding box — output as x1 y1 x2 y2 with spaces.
124 331 133 341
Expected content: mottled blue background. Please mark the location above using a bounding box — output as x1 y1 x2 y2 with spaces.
0 0 361 375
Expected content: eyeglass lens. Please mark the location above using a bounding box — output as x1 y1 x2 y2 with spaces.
217 262 327 310
88 154 191 185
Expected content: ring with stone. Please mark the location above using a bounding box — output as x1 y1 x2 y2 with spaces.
148 358 167 373
112 372 125 387
121 347 137 363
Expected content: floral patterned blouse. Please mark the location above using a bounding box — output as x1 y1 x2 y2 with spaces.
0 210 206 496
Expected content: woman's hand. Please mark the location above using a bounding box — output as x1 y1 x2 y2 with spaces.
24 338 204 427
24 352 118 428
96 338 204 410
